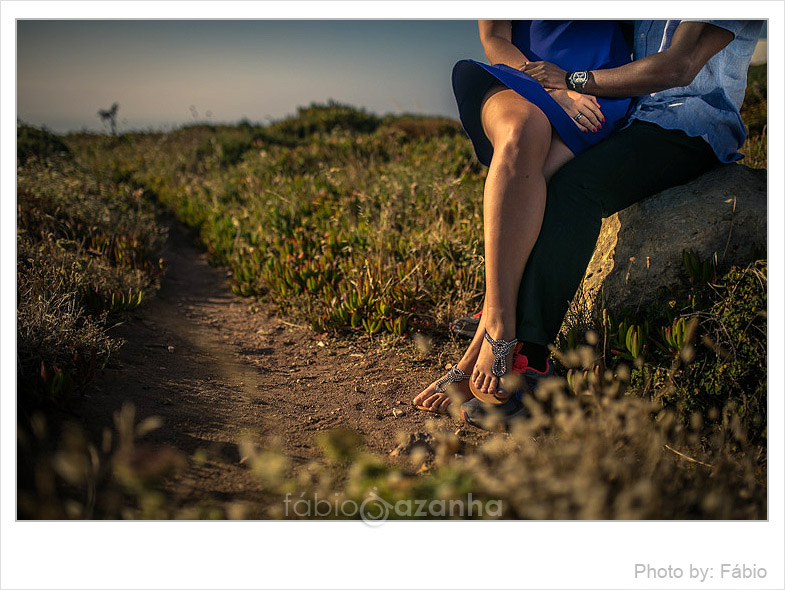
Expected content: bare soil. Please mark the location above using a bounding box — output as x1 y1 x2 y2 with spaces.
84 218 489 514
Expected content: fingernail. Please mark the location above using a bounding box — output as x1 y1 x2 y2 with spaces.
601 117 605 122
598 124 602 130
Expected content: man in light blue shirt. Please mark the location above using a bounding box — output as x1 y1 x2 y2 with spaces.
629 20 763 163
461 20 764 428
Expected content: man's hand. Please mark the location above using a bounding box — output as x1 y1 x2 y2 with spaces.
521 61 568 90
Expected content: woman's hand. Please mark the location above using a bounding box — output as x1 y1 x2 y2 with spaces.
520 60 569 90
547 89 604 133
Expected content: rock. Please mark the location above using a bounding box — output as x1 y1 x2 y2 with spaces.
392 408 405 418
571 164 766 323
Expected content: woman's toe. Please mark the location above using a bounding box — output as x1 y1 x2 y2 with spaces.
479 374 491 394
487 377 498 396
413 387 432 406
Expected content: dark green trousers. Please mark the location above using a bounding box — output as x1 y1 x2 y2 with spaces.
516 120 720 345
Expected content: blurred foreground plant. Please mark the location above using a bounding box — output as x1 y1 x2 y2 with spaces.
18 403 187 519
240 347 764 520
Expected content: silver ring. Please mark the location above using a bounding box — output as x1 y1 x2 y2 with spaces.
574 112 584 122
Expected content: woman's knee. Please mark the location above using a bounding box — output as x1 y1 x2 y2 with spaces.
491 118 551 165
483 99 550 159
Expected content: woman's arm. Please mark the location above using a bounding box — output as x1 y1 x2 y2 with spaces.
479 20 604 132
479 20 529 69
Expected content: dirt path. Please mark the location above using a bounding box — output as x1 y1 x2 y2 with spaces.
84 217 488 513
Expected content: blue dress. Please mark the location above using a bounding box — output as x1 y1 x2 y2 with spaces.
452 21 633 166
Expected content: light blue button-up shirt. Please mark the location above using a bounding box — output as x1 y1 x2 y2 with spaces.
628 20 764 163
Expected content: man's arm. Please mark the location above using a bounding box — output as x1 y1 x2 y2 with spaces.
523 22 735 96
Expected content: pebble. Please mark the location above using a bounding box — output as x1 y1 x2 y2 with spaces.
167 345 175 353
392 408 405 418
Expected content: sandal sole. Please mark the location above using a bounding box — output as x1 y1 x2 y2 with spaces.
468 379 512 405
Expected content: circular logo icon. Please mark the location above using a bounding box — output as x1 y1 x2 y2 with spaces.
360 490 391 526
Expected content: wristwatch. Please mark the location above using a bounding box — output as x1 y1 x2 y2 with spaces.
566 71 590 91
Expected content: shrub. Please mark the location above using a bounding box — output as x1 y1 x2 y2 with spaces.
17 123 72 162
266 101 380 140
665 261 767 441
17 158 166 408
739 63 767 168
565 256 767 443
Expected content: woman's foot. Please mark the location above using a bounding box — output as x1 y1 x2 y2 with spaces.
412 308 489 413
471 315 519 400
412 364 474 413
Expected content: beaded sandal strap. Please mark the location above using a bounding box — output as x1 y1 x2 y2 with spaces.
483 330 519 378
434 365 470 394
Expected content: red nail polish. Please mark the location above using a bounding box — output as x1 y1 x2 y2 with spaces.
601 117 605 122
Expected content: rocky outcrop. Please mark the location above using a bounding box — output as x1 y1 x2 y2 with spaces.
571 163 767 322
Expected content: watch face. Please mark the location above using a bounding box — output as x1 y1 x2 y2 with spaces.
571 71 589 86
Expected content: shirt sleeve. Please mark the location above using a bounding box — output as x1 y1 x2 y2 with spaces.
679 20 747 38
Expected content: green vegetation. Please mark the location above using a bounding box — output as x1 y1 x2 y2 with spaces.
17 122 72 162
67 103 484 339
17 125 167 408
560 254 767 444
740 63 767 167
17 63 767 519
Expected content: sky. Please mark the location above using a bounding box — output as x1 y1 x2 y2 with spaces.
15 19 770 134
17 20 487 133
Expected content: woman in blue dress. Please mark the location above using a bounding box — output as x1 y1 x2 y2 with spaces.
413 20 633 415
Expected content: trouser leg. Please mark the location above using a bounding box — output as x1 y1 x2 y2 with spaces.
516 121 719 346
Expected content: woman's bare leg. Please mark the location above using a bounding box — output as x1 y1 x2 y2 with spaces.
472 89 553 397
413 96 576 409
